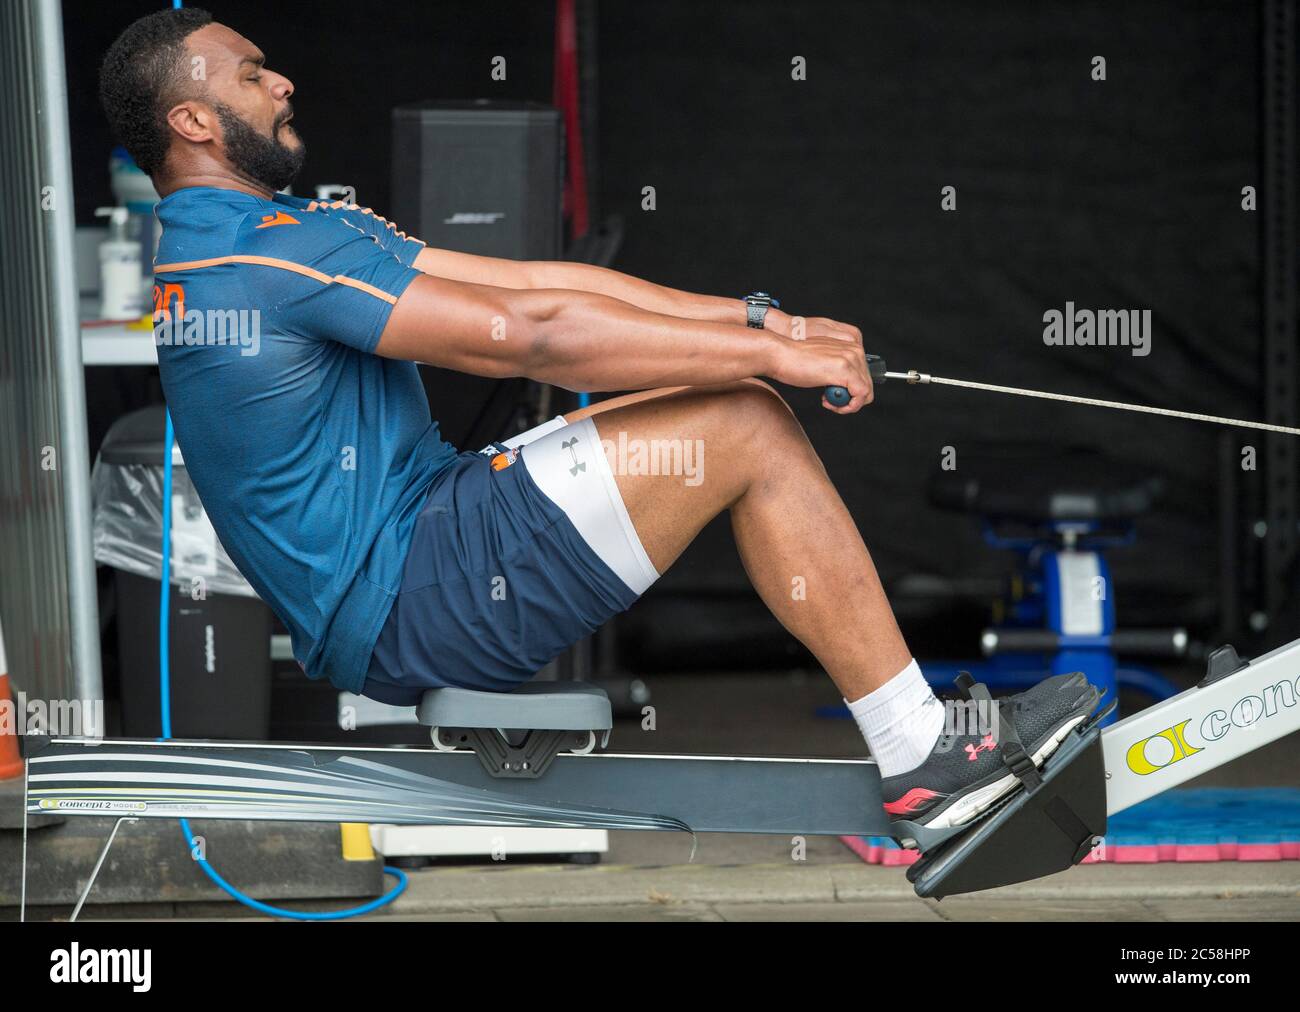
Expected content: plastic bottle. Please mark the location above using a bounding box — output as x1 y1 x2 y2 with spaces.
110 146 161 309
95 206 144 320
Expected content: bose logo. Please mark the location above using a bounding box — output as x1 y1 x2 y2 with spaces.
443 212 506 225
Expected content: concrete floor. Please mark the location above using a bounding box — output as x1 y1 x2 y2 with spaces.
59 860 1300 922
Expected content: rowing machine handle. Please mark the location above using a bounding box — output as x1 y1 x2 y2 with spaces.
825 355 886 408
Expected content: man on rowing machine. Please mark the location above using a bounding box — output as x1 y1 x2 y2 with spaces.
99 8 1099 837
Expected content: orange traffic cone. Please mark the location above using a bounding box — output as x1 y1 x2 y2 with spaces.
0 619 21 779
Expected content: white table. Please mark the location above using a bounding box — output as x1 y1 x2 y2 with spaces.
81 321 157 366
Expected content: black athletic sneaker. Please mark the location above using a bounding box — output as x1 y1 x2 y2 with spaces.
880 672 1101 846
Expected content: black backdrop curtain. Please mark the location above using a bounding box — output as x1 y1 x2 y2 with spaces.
66 1 1271 663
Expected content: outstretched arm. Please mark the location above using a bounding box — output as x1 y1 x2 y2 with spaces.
375 272 874 413
414 247 741 324
411 246 857 342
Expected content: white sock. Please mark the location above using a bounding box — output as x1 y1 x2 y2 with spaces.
845 659 946 778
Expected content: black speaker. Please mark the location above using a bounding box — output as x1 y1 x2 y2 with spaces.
391 99 562 260
391 100 563 449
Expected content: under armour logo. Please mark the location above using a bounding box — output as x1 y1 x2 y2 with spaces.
563 437 586 476
964 734 997 761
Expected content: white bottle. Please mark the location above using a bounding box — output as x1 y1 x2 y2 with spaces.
95 206 144 319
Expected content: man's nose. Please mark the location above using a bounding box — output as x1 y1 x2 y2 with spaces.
267 71 294 101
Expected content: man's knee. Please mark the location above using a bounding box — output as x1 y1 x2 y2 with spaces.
737 377 781 399
728 377 800 429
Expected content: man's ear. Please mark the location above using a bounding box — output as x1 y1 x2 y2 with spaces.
166 101 216 145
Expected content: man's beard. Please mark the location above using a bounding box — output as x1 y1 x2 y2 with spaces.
215 102 305 193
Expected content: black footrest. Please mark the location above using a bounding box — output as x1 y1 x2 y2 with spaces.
906 711 1110 900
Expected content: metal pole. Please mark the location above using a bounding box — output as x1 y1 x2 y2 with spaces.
35 0 102 702
71 817 138 922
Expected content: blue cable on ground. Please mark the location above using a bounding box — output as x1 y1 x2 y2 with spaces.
178 815 408 920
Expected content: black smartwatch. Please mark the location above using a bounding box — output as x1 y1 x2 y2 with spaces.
742 292 780 329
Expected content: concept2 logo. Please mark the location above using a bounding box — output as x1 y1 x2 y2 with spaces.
1125 675 1299 775
1125 720 1203 775
38 799 148 813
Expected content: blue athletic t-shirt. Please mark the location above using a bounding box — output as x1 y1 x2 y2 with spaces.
153 186 457 692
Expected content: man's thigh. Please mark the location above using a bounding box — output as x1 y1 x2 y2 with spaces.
564 381 792 573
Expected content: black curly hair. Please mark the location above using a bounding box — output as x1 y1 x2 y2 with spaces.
99 6 214 176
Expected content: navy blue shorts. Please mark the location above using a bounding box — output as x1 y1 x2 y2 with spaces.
361 416 659 705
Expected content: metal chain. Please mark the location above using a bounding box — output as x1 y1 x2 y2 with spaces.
885 371 1300 437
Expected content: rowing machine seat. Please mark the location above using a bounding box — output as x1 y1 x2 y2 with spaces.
416 682 613 732
416 682 613 778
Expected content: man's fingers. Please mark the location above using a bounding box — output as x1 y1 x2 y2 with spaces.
822 370 873 413
805 317 864 347
832 322 864 347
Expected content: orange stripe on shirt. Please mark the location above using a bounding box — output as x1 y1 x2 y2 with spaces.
306 202 426 247
153 254 400 304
